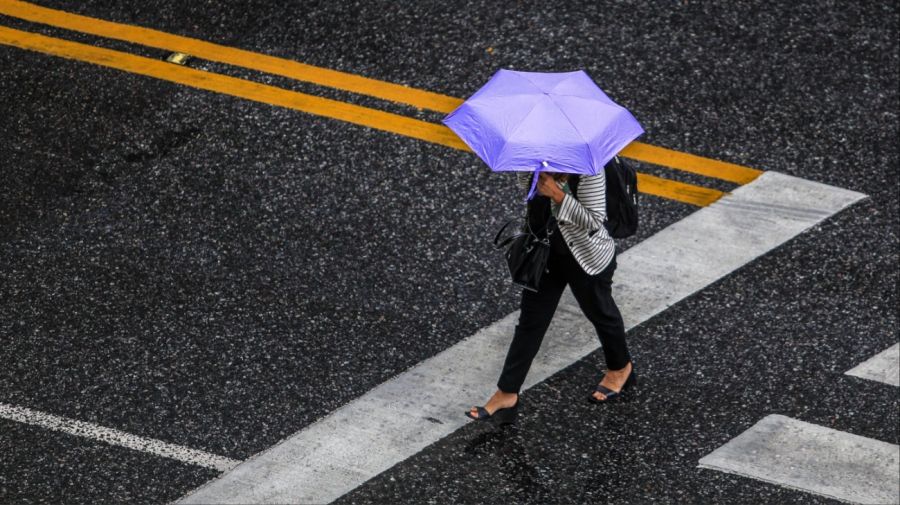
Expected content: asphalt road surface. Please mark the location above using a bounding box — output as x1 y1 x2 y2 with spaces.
1 1 897 504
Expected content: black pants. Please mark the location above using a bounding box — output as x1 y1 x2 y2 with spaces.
497 247 630 394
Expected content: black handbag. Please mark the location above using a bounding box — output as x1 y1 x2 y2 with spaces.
494 213 553 292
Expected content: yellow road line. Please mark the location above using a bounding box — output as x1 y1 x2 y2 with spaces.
0 0 462 113
0 25 726 207
0 26 467 150
1 0 761 186
621 142 760 185
637 173 725 207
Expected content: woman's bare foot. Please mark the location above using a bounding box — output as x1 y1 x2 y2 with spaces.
592 361 633 401
469 389 518 418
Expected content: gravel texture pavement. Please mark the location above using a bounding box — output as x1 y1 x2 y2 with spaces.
1 1 896 503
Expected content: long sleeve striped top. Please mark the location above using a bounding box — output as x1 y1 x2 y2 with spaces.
516 162 616 275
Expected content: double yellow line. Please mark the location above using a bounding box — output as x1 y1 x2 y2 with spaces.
0 0 761 206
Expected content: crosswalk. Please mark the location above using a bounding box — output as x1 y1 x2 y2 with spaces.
178 171 868 503
699 344 900 504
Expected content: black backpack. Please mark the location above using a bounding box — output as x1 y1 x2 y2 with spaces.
569 156 639 239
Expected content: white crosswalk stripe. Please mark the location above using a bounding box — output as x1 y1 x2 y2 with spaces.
698 414 899 504
846 343 900 387
701 344 900 504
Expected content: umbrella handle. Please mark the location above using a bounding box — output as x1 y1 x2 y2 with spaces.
525 166 542 202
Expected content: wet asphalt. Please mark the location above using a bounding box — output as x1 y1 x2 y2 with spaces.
1 0 897 504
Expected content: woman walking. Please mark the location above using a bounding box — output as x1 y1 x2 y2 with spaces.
466 160 634 425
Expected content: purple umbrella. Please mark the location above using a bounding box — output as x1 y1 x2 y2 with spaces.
442 69 644 200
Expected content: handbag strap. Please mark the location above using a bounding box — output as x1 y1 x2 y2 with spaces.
495 183 559 250
494 218 527 249
494 216 556 250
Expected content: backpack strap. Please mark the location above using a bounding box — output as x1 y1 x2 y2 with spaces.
569 174 581 199
566 156 618 199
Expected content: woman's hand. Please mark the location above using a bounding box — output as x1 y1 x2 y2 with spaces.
536 173 565 204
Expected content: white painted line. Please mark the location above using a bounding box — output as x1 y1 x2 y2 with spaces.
846 343 900 387
0 402 239 472
698 414 900 504
178 171 867 504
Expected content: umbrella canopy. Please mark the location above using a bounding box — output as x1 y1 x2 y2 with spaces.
442 69 644 200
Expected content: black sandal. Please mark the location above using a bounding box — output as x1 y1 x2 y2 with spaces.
589 369 637 404
465 401 519 425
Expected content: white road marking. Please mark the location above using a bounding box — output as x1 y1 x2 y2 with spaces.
178 171 866 504
0 402 239 472
846 343 900 387
698 414 900 504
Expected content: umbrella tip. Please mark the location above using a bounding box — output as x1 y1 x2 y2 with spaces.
541 160 548 167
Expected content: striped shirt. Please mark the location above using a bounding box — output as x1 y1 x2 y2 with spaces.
516 161 616 275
